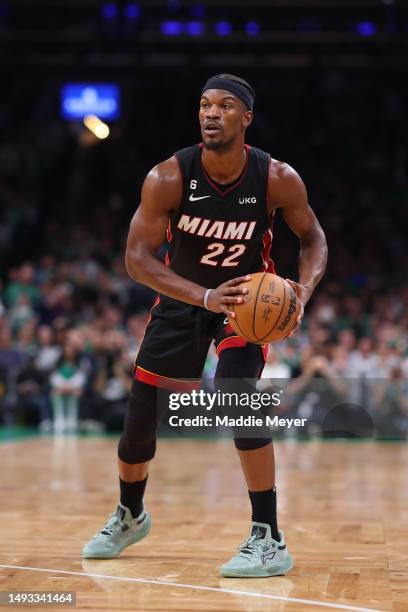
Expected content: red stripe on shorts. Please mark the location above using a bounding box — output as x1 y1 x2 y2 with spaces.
134 366 201 392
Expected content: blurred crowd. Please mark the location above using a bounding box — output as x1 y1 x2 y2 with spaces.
0 69 407 437
0 258 154 433
0 258 407 437
258 290 408 439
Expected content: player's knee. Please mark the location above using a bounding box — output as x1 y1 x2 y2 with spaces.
117 380 158 464
216 345 264 379
118 436 156 464
234 437 272 451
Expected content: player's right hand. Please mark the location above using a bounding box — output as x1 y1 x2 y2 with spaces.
205 275 251 317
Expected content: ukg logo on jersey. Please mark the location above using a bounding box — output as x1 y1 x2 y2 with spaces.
239 197 257 204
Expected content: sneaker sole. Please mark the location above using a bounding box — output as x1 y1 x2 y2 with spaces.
220 555 294 578
82 513 152 559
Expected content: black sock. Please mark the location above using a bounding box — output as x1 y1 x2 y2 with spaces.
248 487 280 541
119 476 148 518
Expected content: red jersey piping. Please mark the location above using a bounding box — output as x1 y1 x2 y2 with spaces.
199 143 251 197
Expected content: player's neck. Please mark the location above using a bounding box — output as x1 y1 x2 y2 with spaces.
201 144 247 185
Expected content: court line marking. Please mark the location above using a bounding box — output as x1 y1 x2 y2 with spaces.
0 564 385 612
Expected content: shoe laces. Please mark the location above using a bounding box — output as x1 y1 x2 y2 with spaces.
92 512 126 539
237 534 271 558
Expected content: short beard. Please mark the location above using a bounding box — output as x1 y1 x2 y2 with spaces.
202 135 235 152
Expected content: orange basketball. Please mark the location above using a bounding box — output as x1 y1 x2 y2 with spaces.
228 272 300 344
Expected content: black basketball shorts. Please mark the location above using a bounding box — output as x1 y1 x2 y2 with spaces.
134 295 268 390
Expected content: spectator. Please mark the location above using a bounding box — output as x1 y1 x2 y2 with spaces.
35 324 61 373
94 337 133 431
4 263 40 308
0 325 26 384
15 356 51 430
15 319 37 357
49 343 86 433
7 294 34 334
286 351 348 435
349 338 378 378
374 367 408 438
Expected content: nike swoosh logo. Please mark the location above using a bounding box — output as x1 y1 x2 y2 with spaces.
189 194 211 202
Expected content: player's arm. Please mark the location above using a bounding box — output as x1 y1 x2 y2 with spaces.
125 157 248 315
267 160 328 326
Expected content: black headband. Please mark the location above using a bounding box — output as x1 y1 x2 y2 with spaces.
201 77 254 111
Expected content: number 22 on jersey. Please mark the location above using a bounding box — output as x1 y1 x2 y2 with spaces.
200 243 246 267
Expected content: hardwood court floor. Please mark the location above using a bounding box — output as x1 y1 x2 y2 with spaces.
0 436 407 612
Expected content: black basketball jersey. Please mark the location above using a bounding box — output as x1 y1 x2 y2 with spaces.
168 143 274 288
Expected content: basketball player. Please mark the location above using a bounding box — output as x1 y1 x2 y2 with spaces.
83 74 327 577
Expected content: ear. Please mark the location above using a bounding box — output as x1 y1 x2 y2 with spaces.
242 111 253 129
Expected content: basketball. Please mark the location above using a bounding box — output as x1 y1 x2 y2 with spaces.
228 272 299 344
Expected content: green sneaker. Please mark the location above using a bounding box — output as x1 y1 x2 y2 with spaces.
220 522 293 578
82 503 151 559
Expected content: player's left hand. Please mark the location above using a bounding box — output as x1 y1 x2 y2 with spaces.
285 279 311 336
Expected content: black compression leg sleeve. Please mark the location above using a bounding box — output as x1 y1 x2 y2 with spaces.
234 437 273 451
118 380 158 464
215 344 264 379
215 345 272 450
